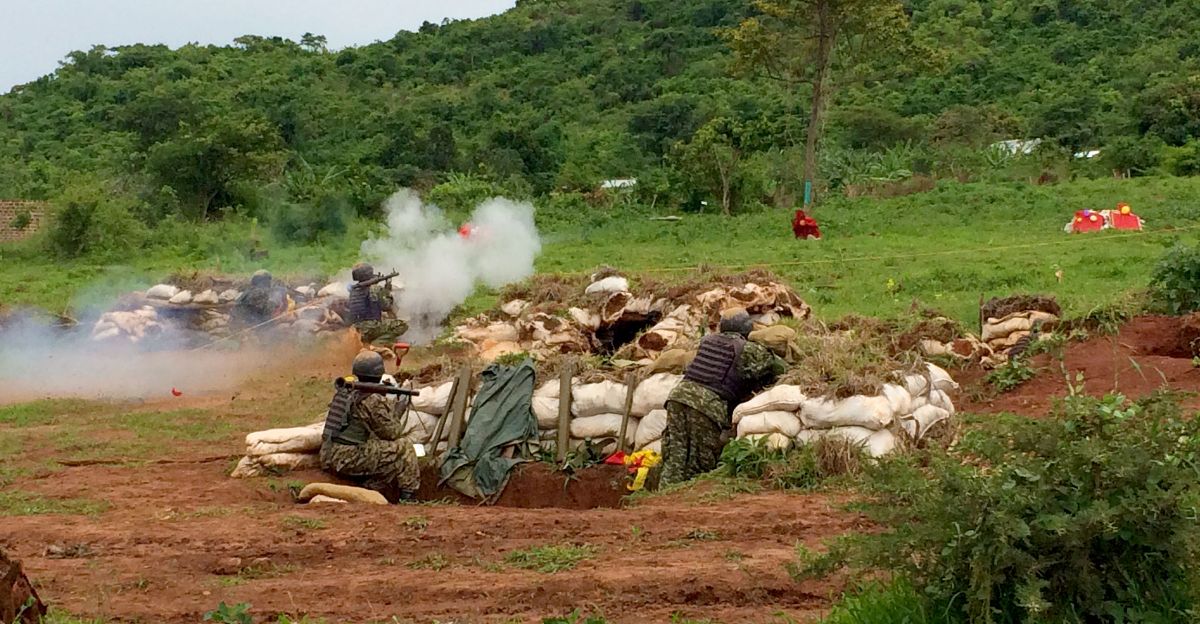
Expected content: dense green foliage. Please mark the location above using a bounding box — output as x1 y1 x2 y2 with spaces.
800 392 1200 623
1150 243 1200 314
2 0 1200 234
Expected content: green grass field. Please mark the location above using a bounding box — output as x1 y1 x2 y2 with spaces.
3 177 1199 325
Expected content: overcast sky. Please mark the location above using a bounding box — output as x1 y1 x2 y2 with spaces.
2 0 518 91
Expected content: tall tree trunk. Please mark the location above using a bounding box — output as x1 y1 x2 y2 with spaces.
803 0 837 208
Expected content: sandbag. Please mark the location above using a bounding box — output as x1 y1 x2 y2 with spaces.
500 299 529 317
146 284 180 300
585 276 629 295
926 363 958 392
570 413 637 444
795 429 824 446
865 429 897 458
640 439 662 454
532 396 560 429
413 381 455 415
647 348 696 374
748 325 797 356
736 411 802 438
902 373 930 398
402 410 441 442
929 389 956 415
631 373 681 416
256 452 320 471
193 290 221 305
481 341 523 362
570 380 628 417
230 456 265 479
801 395 893 430
219 289 241 302
732 385 806 424
298 482 388 505
459 322 520 344
309 495 348 504
535 380 561 399
318 282 349 299
880 384 913 417
744 432 793 451
908 405 950 439
245 423 324 449
982 316 1033 342
635 409 668 449
169 290 193 305
569 307 601 330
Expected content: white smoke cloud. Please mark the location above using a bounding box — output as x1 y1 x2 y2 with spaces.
359 190 542 343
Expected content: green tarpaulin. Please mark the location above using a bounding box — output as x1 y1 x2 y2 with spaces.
438 360 539 502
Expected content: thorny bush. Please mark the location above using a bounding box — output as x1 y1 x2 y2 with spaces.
796 391 1200 623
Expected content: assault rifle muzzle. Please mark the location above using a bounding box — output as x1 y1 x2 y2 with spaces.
334 377 419 397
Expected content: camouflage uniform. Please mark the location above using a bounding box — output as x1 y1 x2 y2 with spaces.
661 337 786 485
319 394 421 500
353 285 407 347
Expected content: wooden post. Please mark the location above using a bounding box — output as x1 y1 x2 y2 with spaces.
445 365 472 451
556 360 574 462
617 371 640 454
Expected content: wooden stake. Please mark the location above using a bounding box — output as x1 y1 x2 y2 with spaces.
556 360 574 462
445 365 472 451
618 371 640 454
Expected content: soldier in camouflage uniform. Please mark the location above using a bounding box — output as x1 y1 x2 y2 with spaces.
661 308 787 485
347 263 409 348
233 270 287 328
319 351 421 501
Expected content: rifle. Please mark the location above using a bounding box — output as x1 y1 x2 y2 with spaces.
334 376 419 397
356 271 399 289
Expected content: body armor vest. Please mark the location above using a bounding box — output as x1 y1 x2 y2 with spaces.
683 333 747 403
347 284 382 324
322 384 369 445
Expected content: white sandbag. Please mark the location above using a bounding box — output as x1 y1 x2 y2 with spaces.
825 426 875 446
585 276 629 295
230 456 264 479
535 380 561 399
635 409 668 449
401 410 441 442
745 433 793 451
866 429 896 458
902 373 930 398
146 284 180 300
570 413 637 443
92 327 121 341
640 439 662 454
569 307 601 330
308 495 348 504
732 385 806 424
801 395 893 430
413 381 455 415
500 299 529 317
909 405 950 439
169 290 193 305
631 373 680 417
881 384 913 417
532 396 561 429
318 282 349 299
257 452 320 471
929 389 956 415
296 286 316 298
219 289 241 302
245 423 325 448
982 316 1033 342
193 290 220 305
736 411 802 438
570 380 628 417
795 429 825 446
926 363 958 392
248 435 323 456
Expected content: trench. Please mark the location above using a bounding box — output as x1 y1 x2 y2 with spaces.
417 462 631 510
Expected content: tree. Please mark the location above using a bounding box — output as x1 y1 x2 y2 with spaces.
673 117 748 215
300 33 328 53
725 0 917 207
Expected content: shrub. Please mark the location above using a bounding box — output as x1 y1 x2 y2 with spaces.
8 209 32 231
1150 243 1200 314
984 358 1037 392
798 392 1200 623
46 182 148 259
1103 135 1164 177
269 192 352 244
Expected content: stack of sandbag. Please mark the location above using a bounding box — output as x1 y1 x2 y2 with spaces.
230 422 325 478
732 363 959 458
90 306 164 343
920 334 992 362
980 310 1059 366
530 377 655 455
629 373 679 453
398 381 455 446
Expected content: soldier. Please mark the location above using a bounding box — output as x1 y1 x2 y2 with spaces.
660 308 787 485
233 270 287 327
347 263 408 350
319 351 421 502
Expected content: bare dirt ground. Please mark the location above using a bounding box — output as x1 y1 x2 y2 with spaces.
0 333 864 624
960 315 1200 415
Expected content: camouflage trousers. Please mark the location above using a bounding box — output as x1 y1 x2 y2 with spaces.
319 439 421 502
354 319 409 347
661 401 729 485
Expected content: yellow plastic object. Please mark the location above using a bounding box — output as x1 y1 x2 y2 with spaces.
624 449 662 492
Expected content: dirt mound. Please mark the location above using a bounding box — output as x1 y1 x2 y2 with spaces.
1 548 45 624
417 462 630 509
961 315 1200 416
981 294 1061 321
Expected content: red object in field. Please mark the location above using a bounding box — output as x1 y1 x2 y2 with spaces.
171 388 183 397
792 209 822 239
1071 210 1106 233
1110 203 1143 231
393 342 411 364
603 451 627 466
458 222 475 239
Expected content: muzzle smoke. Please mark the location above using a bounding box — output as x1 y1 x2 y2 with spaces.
359 190 542 343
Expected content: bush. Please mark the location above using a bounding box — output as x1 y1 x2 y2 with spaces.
1103 135 1164 177
1150 243 1200 314
1163 139 1200 177
46 182 148 259
426 172 507 217
269 192 352 244
799 392 1200 623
